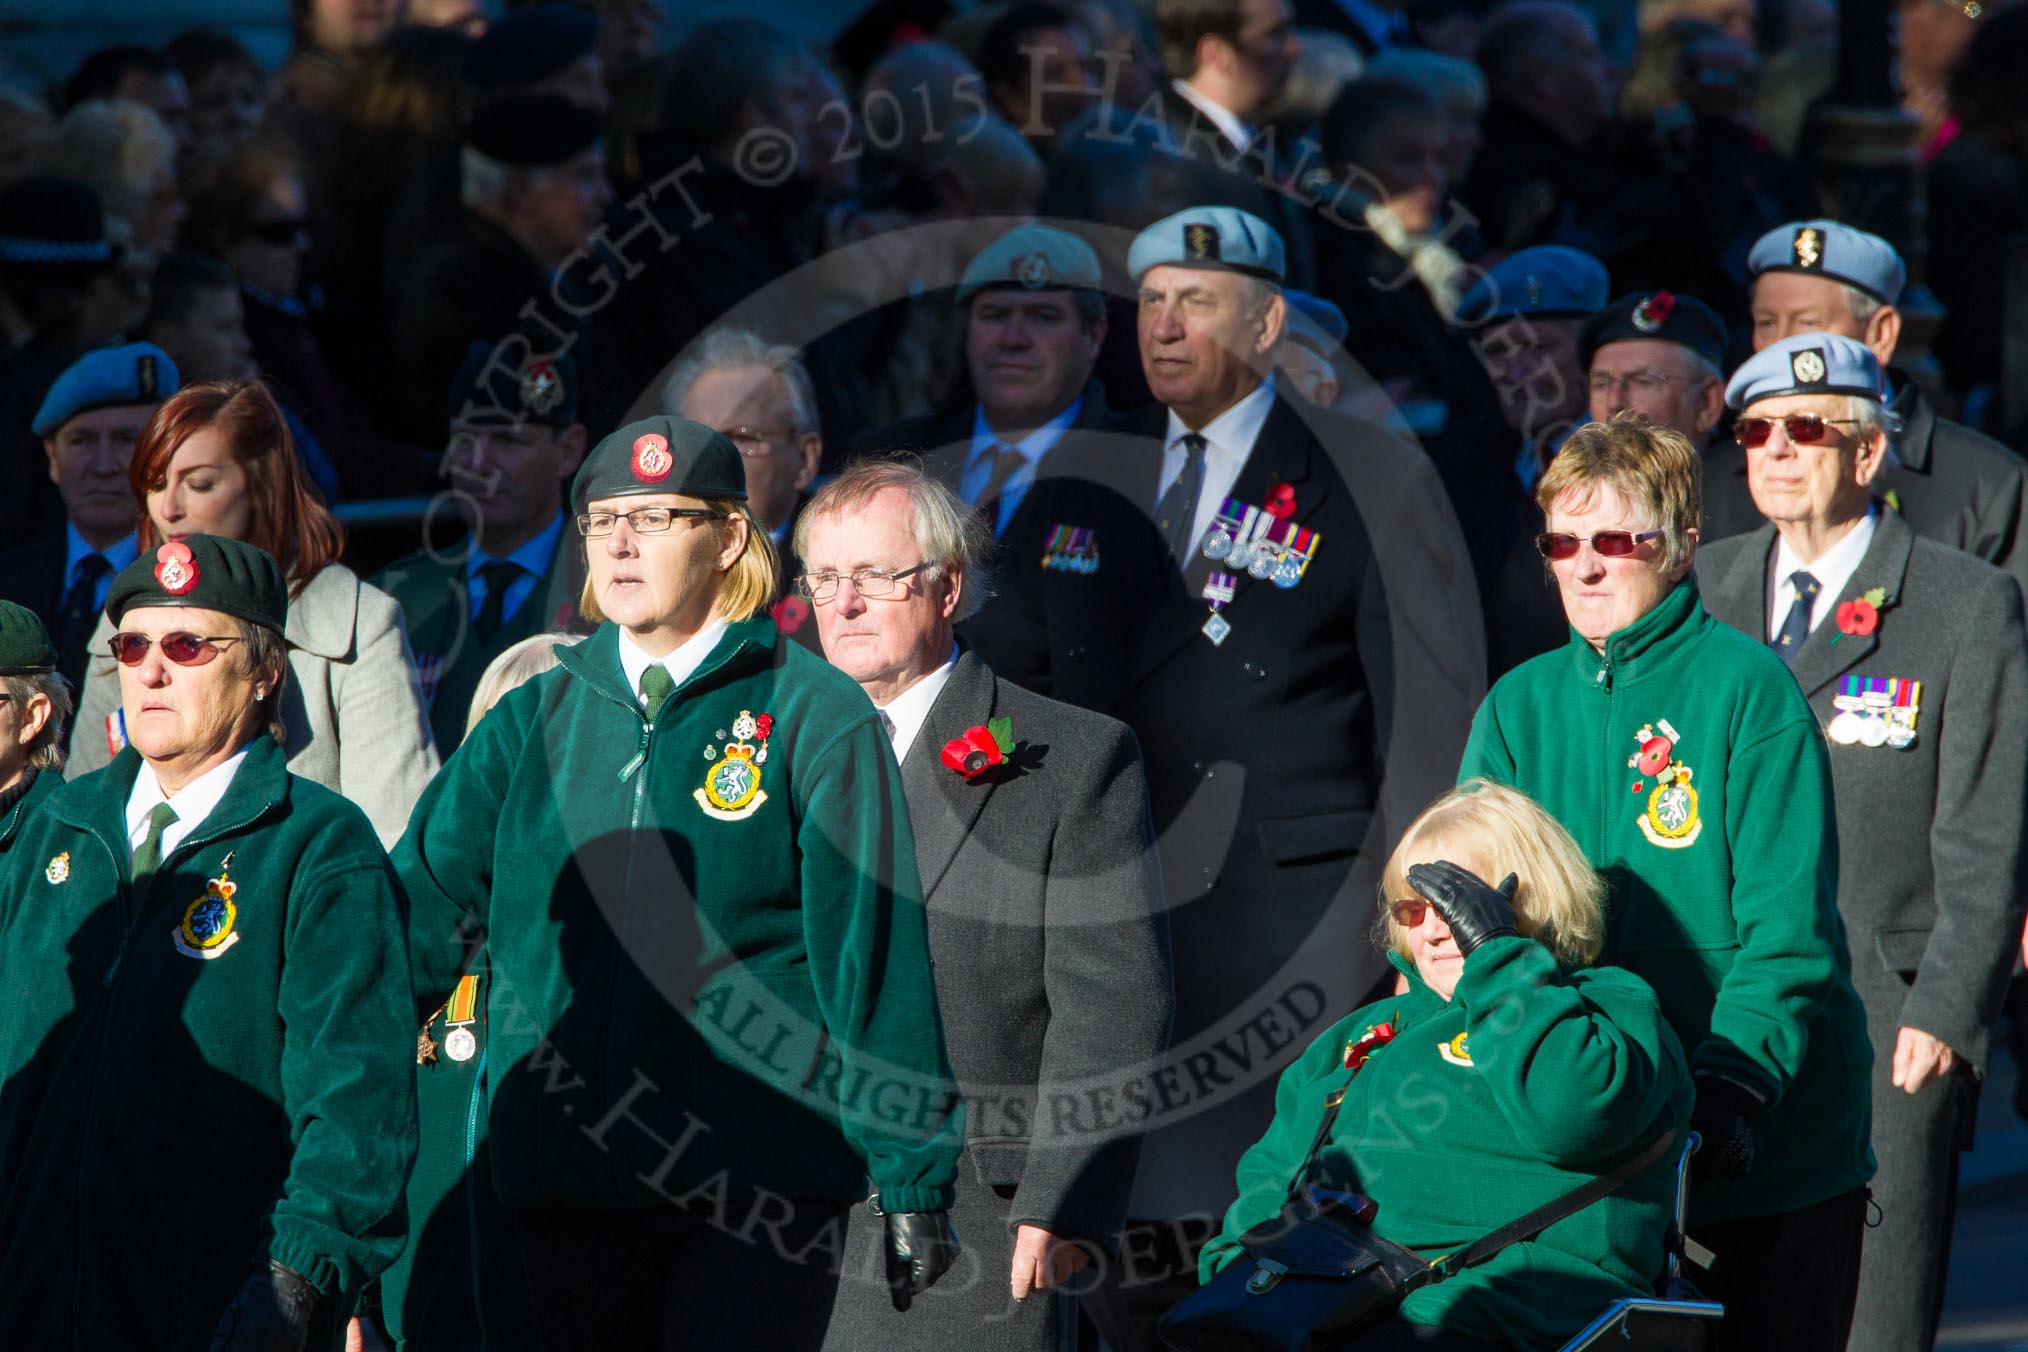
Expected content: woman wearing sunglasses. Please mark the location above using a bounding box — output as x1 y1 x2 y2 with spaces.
1199 781 1692 1349
1457 412 1873 1350
0 534 416 1350
67 378 438 848
392 417 961 1349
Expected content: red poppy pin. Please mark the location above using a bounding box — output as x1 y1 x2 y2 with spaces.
941 717 1014 779
1264 481 1297 519
632 433 673 483
771 594 811 635
154 541 197 595
1344 1015 1398 1073
1831 587 1887 644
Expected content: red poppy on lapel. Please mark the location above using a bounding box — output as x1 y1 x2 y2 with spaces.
941 717 1014 779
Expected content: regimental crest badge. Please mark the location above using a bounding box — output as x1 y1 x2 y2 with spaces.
520 358 563 415
1793 226 1824 270
45 851 69 884
1183 222 1220 261
1438 1031 1474 1067
695 710 774 821
154 541 197 595
1791 348 1828 385
173 852 241 959
632 433 673 483
1016 252 1051 288
1627 720 1701 848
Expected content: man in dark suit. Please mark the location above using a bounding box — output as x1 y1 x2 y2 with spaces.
1697 334 2028 1352
0 343 177 700
802 461 1172 1352
988 205 1483 1349
1705 219 2028 600
372 344 592 753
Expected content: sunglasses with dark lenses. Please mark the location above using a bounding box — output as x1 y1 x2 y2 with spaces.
1733 414 1863 448
108 632 243 667
1534 528 1666 561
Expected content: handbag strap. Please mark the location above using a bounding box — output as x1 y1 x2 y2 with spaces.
1285 1083 1352 1202
1432 1129 1678 1280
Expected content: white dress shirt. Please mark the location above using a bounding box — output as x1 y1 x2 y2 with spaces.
962 397 1083 535
1157 375 1279 555
125 744 252 861
1170 78 1252 153
618 618 729 707
874 644 960 763
1769 507 1878 640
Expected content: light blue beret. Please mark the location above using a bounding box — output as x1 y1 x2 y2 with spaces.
1725 332 1885 409
959 224 1103 303
1127 207 1285 284
1285 289 1349 351
31 342 179 437
1454 246 1608 324
1748 219 1906 305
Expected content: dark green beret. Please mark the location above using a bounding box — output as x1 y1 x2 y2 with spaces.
571 415 747 513
105 536 288 635
0 600 57 676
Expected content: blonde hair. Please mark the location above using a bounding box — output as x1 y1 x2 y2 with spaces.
466 631 585 737
577 497 779 627
794 458 996 623
1378 779 1606 967
1536 412 1703 571
30 99 175 234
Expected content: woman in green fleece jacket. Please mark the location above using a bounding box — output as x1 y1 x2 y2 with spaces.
1202 780 1692 1350
393 416 964 1350
1457 414 1873 1349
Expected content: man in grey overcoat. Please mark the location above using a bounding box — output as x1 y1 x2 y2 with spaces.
801 460 1174 1350
1697 333 2028 1352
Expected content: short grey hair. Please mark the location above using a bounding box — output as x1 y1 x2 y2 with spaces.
233 619 290 745
2 671 73 771
793 459 997 623
1842 284 1883 329
660 326 819 436
1846 393 1904 482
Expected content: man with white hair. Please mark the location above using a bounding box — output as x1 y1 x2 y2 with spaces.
1697 331 2028 1352
391 93 609 444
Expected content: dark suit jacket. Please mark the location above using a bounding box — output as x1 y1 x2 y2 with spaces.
0 534 82 691
895 649 1172 1247
1703 381 2028 601
970 392 1485 1213
370 524 591 753
1697 508 2028 1069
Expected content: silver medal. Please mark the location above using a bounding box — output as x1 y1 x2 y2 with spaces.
445 1026 477 1062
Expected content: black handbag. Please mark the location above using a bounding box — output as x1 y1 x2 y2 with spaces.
1159 1078 1677 1352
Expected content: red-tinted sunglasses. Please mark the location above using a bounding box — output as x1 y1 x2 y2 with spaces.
1534 529 1666 561
108 632 243 667
1733 414 1862 448
1389 898 1440 926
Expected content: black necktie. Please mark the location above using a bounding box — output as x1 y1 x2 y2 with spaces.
974 444 1025 533
57 553 113 688
1772 569 1820 663
1154 433 1209 564
472 560 524 642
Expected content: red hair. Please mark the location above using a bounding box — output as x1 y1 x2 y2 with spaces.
129 378 344 595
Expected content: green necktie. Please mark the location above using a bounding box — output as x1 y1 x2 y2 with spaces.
132 801 179 890
639 663 675 722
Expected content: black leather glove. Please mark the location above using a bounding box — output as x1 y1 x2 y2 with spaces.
1690 1076 1764 1180
884 1208 960 1312
1406 860 1519 957
210 1261 322 1352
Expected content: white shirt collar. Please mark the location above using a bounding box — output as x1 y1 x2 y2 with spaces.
1769 506 1879 640
1171 78 1252 153
875 643 961 764
617 617 730 711
1160 375 1279 556
125 743 253 862
964 397 1083 535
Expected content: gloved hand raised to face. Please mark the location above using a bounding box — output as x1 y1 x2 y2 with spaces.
210 1260 323 1352
885 1208 961 1312
1405 860 1520 958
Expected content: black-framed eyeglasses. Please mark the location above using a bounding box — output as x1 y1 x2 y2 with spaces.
794 562 933 602
108 632 244 667
1535 529 1667 561
576 507 723 537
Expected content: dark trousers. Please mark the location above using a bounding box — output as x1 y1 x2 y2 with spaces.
1689 1188 1868 1352
1081 1215 1220 1352
511 1198 851 1352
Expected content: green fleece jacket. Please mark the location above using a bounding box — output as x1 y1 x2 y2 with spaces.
1203 941 1692 1350
1458 578 1874 1225
0 766 60 852
394 618 963 1215
0 737 416 1349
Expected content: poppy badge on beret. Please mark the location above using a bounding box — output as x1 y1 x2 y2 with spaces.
521 359 563 415
155 541 197 595
1631 290 1675 333
632 433 673 482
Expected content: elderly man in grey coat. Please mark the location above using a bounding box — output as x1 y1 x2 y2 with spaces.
1697 333 2028 1352
801 461 1173 1351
